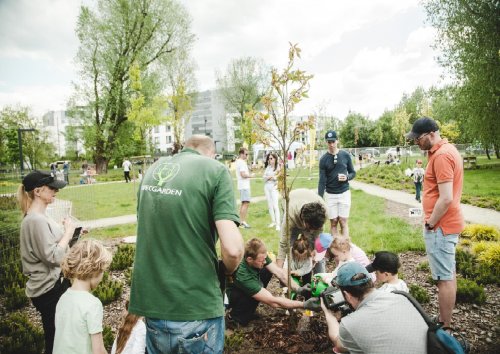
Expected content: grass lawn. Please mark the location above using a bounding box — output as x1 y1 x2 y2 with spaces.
356 160 500 211
90 188 424 255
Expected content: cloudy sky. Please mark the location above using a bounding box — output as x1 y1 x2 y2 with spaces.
0 0 447 119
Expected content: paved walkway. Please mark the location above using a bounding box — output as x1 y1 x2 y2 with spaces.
81 181 500 229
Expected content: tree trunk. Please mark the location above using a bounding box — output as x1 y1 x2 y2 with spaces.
95 156 108 174
494 143 499 159
485 147 491 160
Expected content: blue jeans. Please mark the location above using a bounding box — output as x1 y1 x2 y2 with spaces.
424 227 458 281
145 317 224 354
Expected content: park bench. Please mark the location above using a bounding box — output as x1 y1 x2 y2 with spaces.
463 156 477 169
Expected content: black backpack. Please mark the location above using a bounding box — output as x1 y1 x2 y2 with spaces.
393 291 469 354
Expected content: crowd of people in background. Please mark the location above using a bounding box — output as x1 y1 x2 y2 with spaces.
16 115 466 353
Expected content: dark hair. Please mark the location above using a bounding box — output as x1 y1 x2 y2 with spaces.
239 147 248 155
339 273 374 299
265 152 279 170
300 202 326 230
292 237 311 262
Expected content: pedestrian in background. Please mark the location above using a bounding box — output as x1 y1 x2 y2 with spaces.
263 152 281 231
122 158 132 183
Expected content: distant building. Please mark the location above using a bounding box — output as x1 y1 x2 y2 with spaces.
151 123 175 154
41 110 85 158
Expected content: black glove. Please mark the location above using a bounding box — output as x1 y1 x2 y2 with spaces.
303 297 321 311
296 283 312 297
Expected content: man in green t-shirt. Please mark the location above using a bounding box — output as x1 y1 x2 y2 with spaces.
129 135 244 354
227 238 320 326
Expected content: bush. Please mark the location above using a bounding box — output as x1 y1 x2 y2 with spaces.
124 266 133 286
409 284 430 304
476 243 500 274
0 312 44 354
416 261 430 271
225 330 244 352
456 248 499 285
456 278 486 304
461 224 500 242
103 325 115 352
110 244 135 271
3 282 29 310
92 272 123 305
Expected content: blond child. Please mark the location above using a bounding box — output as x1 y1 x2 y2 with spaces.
53 239 112 354
111 300 146 354
366 251 408 292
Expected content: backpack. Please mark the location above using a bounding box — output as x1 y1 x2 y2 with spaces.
393 291 469 354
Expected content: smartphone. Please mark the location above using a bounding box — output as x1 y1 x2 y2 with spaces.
69 227 82 247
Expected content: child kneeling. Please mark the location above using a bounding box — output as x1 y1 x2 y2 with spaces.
366 251 408 292
53 239 112 354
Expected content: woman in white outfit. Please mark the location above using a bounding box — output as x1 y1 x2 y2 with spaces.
263 152 281 231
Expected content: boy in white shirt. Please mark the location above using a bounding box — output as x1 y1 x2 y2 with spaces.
366 251 408 292
54 239 112 354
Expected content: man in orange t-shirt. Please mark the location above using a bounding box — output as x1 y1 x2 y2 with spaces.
406 116 464 328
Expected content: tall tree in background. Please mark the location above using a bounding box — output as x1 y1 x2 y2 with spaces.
164 50 197 153
73 0 194 172
339 112 374 147
424 0 500 158
216 57 269 147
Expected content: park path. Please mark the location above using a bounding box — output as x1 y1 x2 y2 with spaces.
81 180 500 230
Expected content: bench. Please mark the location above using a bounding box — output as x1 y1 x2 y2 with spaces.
463 156 477 169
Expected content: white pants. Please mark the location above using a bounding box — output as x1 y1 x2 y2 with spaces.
264 183 280 225
325 190 351 219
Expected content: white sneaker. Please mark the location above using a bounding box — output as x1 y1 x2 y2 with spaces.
268 223 276 228
241 222 251 229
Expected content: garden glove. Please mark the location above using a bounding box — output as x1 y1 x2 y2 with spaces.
296 283 312 297
303 297 321 312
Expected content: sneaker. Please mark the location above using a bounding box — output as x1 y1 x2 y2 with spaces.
268 222 276 228
241 222 251 229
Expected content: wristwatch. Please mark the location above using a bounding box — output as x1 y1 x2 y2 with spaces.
425 221 434 231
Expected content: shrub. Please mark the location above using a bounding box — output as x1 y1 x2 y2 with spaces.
3 282 29 310
0 196 17 211
456 278 486 304
0 312 44 354
416 261 430 271
461 224 500 242
102 325 115 352
476 243 500 274
124 266 133 286
225 330 244 352
110 244 135 271
409 284 429 304
92 272 123 305
456 247 500 285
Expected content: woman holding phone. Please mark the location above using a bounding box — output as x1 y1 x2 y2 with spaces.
17 170 76 354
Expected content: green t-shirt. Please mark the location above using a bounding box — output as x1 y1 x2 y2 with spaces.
129 148 240 321
228 256 272 297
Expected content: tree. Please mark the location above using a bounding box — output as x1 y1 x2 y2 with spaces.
216 57 269 147
0 106 55 170
249 44 313 307
339 112 375 147
164 49 197 153
73 0 194 172
424 0 500 158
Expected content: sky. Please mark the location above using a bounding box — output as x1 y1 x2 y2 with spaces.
0 0 448 119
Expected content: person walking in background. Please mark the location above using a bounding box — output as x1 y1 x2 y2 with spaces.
411 159 425 202
129 135 244 354
62 161 69 184
17 170 75 354
318 130 356 238
122 158 132 183
54 239 111 354
263 152 281 231
406 116 464 328
235 147 253 228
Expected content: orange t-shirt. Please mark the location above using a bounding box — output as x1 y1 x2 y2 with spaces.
422 139 465 234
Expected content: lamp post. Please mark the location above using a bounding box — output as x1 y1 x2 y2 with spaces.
18 128 36 179
204 117 207 135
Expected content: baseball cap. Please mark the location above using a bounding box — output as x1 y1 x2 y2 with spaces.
22 170 67 192
325 130 338 142
366 251 400 274
405 117 439 140
335 262 371 287
315 233 333 253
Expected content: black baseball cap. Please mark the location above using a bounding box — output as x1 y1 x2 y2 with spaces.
22 170 67 192
366 251 400 274
405 117 439 140
325 130 338 142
